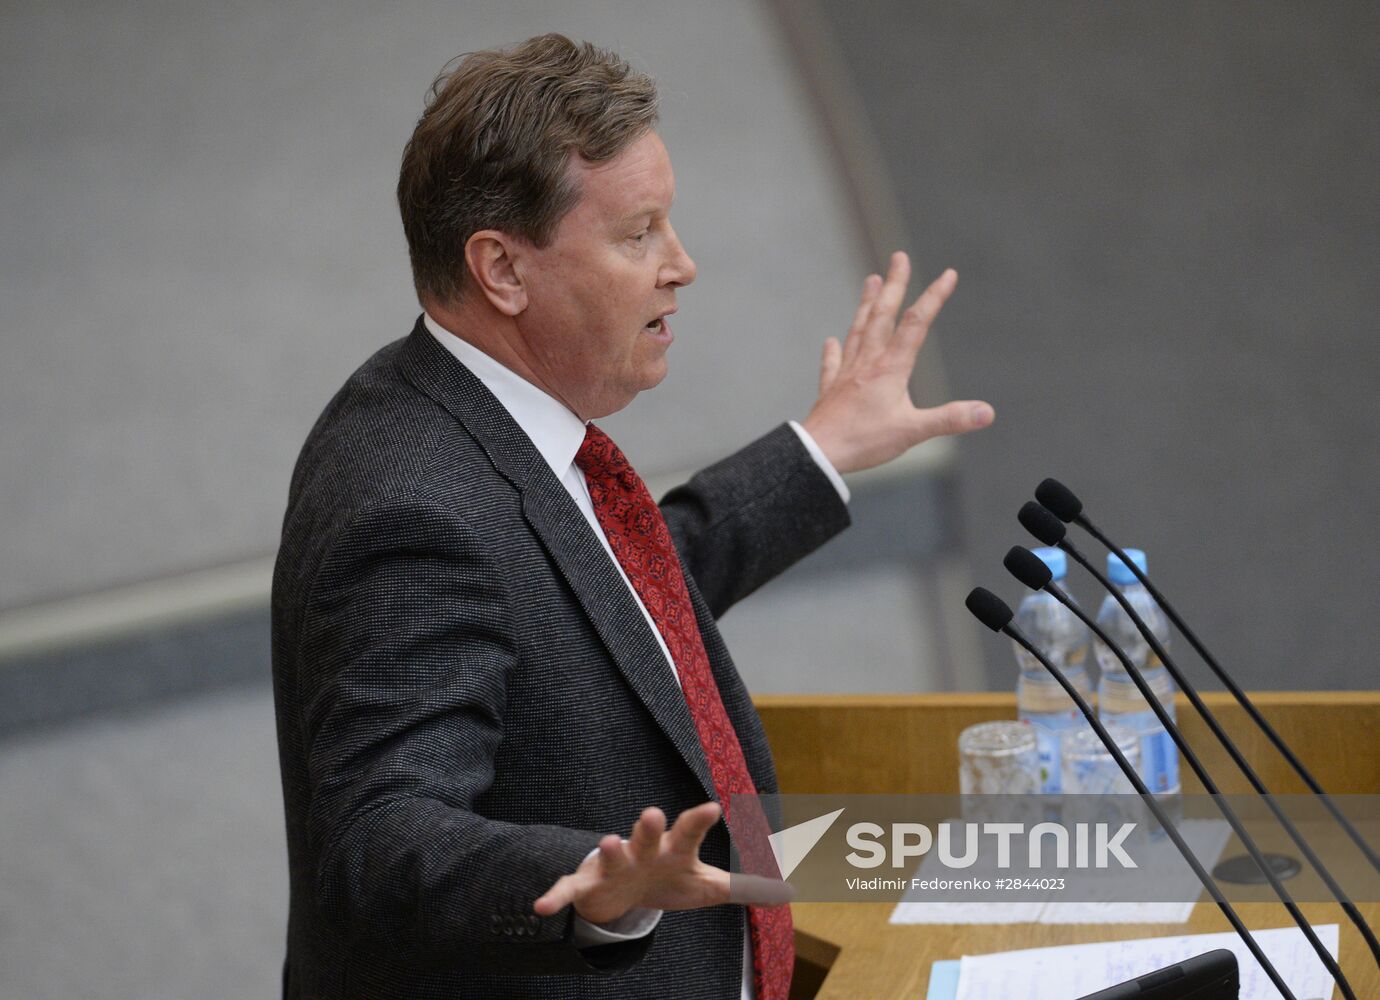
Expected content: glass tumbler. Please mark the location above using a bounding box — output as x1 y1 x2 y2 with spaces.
1060 723 1140 795
958 720 1041 795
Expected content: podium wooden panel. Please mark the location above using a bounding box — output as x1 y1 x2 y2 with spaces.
753 692 1380 999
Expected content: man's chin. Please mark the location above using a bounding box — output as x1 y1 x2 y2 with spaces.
643 357 669 387
630 348 670 389
588 365 668 419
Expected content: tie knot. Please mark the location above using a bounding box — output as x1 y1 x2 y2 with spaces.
575 422 629 481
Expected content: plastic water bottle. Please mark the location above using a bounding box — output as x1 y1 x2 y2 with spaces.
1095 549 1180 796
1012 547 1092 793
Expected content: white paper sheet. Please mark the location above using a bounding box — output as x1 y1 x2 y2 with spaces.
892 901 1046 924
952 924 1340 1000
1035 901 1199 924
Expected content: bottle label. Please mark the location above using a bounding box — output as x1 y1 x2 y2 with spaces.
1018 708 1083 793
1099 707 1180 794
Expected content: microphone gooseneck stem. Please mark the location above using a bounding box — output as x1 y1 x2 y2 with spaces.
1059 538 1380 968
1044 570 1355 998
1003 623 1298 1000
1077 512 1380 877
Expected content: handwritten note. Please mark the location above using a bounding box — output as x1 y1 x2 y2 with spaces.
951 924 1339 1000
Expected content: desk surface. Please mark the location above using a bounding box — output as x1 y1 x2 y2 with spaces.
754 692 1380 999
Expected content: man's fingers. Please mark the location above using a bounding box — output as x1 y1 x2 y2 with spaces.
668 801 722 857
629 807 666 863
694 864 733 905
841 274 880 368
727 872 798 907
890 268 957 362
819 337 842 394
860 251 911 355
596 832 632 877
913 399 995 442
849 274 882 334
534 873 583 916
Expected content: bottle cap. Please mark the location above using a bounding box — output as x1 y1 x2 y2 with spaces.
1031 546 1066 580
1106 548 1147 585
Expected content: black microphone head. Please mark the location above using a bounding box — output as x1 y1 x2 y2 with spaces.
965 587 1014 632
1035 478 1082 522
1004 545 1053 590
1018 501 1067 546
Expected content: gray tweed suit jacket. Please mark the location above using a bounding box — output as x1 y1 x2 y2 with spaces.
271 317 850 998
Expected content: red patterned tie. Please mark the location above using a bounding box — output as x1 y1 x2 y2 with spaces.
575 423 793 1000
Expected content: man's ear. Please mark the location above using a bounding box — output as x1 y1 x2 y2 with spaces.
464 231 528 317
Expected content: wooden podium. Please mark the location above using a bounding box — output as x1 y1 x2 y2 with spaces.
752 691 1380 999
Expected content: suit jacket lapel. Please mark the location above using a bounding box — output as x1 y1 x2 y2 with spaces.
519 482 716 803
396 319 717 804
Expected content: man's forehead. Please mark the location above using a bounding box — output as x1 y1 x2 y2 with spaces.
570 132 675 221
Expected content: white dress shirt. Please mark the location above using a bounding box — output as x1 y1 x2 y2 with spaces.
423 312 848 997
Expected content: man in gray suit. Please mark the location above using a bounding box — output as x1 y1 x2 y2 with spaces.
271 33 993 1000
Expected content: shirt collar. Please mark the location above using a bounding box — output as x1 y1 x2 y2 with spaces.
422 312 587 479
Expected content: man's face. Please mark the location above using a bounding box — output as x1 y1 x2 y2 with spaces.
514 131 696 420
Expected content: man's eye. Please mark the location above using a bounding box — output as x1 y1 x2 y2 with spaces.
630 231 648 243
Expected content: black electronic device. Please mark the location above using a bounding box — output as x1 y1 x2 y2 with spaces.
1074 948 1239 1000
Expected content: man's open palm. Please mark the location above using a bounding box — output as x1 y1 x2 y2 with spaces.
533 803 790 925
803 251 994 474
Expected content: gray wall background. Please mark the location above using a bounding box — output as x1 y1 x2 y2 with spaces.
812 0 1379 689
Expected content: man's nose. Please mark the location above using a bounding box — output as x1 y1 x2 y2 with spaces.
661 228 697 288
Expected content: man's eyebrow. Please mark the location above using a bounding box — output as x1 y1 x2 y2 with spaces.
616 205 660 226
615 194 675 227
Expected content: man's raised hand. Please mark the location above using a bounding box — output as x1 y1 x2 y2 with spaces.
533 802 790 926
802 251 994 474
